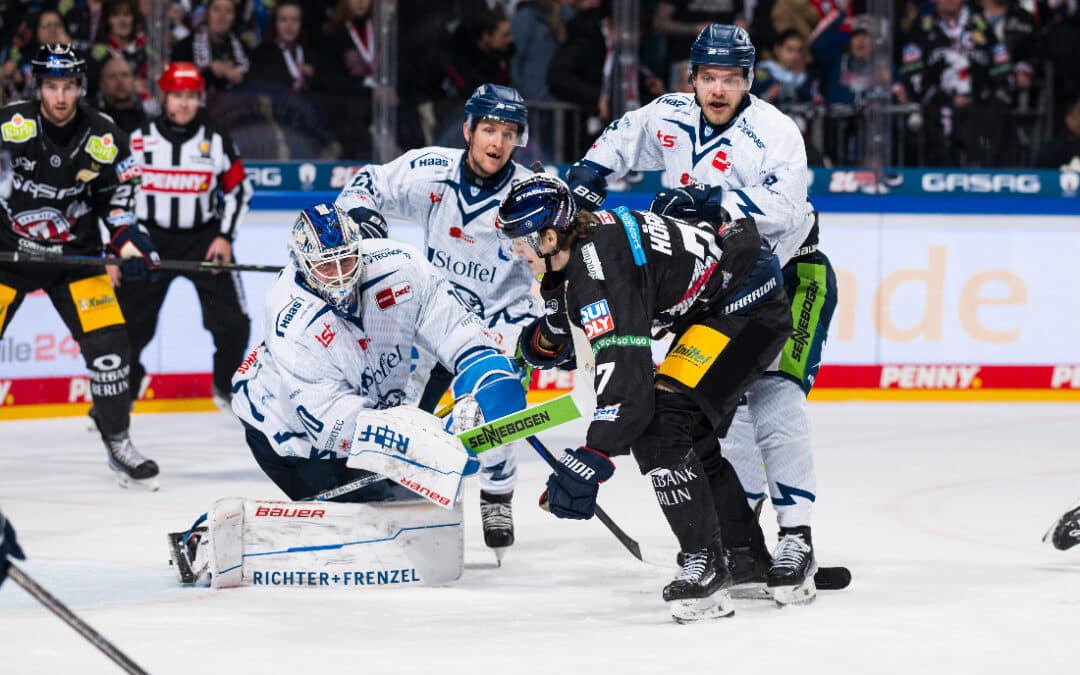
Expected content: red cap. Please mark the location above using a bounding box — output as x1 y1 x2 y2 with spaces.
158 62 205 93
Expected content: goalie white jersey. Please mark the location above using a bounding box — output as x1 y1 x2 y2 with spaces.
335 147 538 329
582 93 815 266
231 239 500 461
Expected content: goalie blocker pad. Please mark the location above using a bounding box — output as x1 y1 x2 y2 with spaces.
347 406 478 509
202 497 463 589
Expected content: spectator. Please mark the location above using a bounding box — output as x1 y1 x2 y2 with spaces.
171 0 250 93
88 0 148 100
896 0 1016 166
61 0 106 51
1038 0 1080 126
770 0 820 45
751 29 816 106
319 0 377 157
445 7 513 97
812 13 880 105
511 0 563 102
654 0 746 73
980 0 1038 92
1035 94 1080 168
1 9 71 101
96 53 147 132
249 0 316 93
548 0 606 156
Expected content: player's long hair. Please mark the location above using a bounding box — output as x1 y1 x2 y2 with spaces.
557 210 598 252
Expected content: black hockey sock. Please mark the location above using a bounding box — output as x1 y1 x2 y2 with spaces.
80 327 133 436
649 452 722 553
697 437 764 549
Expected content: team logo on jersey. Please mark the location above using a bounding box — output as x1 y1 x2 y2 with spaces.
375 282 413 309
580 299 614 339
315 323 337 348
1 114 37 143
12 208 74 242
84 133 119 164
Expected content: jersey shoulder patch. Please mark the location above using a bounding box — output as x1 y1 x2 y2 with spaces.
1 111 37 143
657 93 693 108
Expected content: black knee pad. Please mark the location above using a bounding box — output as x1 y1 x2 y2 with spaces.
630 390 700 474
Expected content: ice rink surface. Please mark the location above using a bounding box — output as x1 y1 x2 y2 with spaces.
2 401 1078 674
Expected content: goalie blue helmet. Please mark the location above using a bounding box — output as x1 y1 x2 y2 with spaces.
496 175 575 255
464 83 529 147
289 203 365 314
690 24 756 75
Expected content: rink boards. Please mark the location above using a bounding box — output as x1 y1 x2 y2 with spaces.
2 202 1079 418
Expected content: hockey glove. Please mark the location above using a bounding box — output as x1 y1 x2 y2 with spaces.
517 317 575 370
650 184 729 224
347 206 389 239
538 269 571 343
566 161 608 211
0 510 26 587
108 224 161 269
540 447 615 520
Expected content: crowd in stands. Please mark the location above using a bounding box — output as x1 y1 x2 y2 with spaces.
1 0 1078 168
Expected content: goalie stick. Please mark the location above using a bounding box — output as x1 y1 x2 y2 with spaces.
5 563 150 674
525 436 851 590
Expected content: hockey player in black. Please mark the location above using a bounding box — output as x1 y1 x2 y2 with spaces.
0 44 161 488
118 62 252 406
500 176 791 623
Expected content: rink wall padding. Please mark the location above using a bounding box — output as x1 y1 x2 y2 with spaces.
4 175 1080 419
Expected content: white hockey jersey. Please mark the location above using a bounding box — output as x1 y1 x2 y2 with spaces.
231 239 500 460
335 147 538 329
582 93 816 266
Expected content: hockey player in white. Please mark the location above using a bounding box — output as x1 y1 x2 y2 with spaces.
230 203 526 505
335 84 537 554
566 25 837 604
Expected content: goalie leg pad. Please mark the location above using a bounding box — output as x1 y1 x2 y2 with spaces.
201 497 464 589
347 406 478 508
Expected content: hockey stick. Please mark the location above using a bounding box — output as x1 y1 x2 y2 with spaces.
525 435 853 588
0 251 284 274
308 394 584 502
6 563 150 674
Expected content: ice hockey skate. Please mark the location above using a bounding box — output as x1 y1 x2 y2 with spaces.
480 491 514 564
768 526 817 605
1043 499 1080 551
103 431 160 491
663 543 735 623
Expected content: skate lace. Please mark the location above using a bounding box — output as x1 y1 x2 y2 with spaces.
674 550 709 583
773 534 811 571
108 436 148 467
481 502 513 531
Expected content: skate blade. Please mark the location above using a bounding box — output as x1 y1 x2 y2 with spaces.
669 590 735 624
491 546 509 566
771 577 817 606
112 468 160 492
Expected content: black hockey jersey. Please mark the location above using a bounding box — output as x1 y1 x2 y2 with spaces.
553 207 782 454
0 100 138 256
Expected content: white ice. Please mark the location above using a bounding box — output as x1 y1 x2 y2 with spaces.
2 402 1078 674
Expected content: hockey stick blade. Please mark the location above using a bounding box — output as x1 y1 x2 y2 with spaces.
7 563 150 674
814 565 851 590
0 251 283 274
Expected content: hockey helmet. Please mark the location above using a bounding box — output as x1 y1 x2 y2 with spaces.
464 83 529 147
31 43 87 91
158 62 206 93
289 203 365 314
690 24 756 79
496 175 576 255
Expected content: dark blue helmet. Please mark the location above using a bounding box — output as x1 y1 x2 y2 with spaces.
31 43 86 91
497 175 576 253
690 24 756 75
464 83 529 147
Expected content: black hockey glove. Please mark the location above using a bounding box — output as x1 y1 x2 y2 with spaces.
650 184 728 224
517 317 575 371
566 161 608 211
1 510 26 587
540 447 615 520
538 269 571 343
109 224 161 268
347 206 389 239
